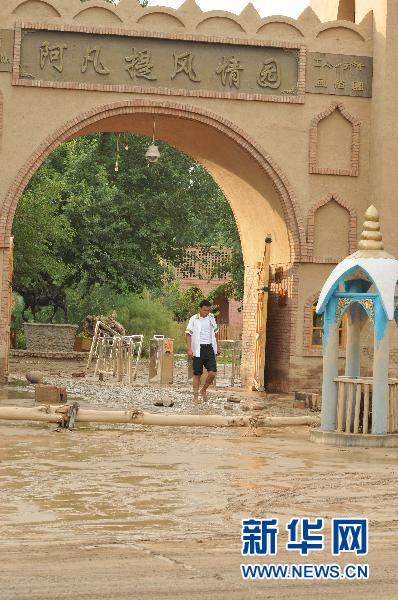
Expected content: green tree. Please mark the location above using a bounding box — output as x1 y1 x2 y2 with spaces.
12 132 244 321
12 164 74 291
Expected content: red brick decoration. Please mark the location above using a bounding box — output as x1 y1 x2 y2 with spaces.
309 101 361 177
306 193 357 262
1 99 308 262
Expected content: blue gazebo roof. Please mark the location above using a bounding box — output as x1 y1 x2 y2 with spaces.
316 205 398 320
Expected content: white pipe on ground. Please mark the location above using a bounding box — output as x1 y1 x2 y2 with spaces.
0 404 320 429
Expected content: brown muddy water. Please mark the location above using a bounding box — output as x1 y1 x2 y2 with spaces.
0 396 397 548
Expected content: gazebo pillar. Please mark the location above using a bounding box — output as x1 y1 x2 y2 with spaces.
345 304 361 378
321 298 340 431
372 298 390 434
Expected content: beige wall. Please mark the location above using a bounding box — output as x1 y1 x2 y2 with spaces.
0 0 385 390
311 0 342 22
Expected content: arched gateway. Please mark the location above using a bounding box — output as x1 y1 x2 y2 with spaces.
0 0 385 391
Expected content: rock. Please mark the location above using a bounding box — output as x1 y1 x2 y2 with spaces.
72 371 86 378
240 400 266 411
227 395 241 403
25 370 44 384
251 401 266 411
162 398 174 408
224 404 233 410
154 398 174 407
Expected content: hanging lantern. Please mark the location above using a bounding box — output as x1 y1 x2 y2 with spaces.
145 117 161 163
145 143 161 163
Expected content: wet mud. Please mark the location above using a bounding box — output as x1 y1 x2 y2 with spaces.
1 357 397 598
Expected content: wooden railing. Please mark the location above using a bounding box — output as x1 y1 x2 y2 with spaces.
334 376 398 434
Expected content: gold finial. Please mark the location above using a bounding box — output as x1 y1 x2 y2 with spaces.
351 205 394 259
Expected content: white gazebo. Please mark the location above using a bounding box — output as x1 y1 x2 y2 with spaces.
310 206 398 446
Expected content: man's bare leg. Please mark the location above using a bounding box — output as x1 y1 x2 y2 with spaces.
193 375 201 403
200 372 216 401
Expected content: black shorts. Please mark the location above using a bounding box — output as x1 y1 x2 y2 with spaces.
193 345 217 376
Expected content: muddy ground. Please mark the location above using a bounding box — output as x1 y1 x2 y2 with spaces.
0 355 397 599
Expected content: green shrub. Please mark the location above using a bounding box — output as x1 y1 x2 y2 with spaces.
15 330 26 350
114 291 184 356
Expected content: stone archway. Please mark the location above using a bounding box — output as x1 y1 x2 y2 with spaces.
0 99 305 385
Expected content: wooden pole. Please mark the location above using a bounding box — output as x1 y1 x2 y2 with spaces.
0 404 320 429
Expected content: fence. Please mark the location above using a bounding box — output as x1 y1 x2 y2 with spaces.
92 335 144 384
216 339 242 387
334 376 398 434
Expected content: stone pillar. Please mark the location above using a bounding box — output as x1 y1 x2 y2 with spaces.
321 298 340 431
372 299 390 435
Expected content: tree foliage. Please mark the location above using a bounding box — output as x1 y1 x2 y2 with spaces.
12 133 244 314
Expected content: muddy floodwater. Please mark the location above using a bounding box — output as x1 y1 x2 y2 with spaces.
0 359 397 599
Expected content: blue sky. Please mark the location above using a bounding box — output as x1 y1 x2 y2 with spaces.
146 0 311 18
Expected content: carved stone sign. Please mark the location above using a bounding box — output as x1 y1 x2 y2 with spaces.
0 30 14 72
14 25 305 103
306 52 373 98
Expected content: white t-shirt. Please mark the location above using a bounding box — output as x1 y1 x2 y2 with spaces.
185 313 218 357
199 316 212 344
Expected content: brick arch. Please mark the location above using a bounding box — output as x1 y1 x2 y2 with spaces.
2 99 307 261
307 193 357 261
12 0 62 17
309 101 361 177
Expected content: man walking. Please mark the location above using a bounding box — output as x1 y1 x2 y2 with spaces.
186 299 218 403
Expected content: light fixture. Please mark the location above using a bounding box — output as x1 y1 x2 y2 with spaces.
145 117 161 163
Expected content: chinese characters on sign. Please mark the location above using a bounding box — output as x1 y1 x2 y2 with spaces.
18 29 302 102
36 39 286 91
10 29 375 100
307 52 373 97
216 56 243 88
257 59 281 89
125 48 157 81
40 41 67 73
171 51 201 82
81 46 110 75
